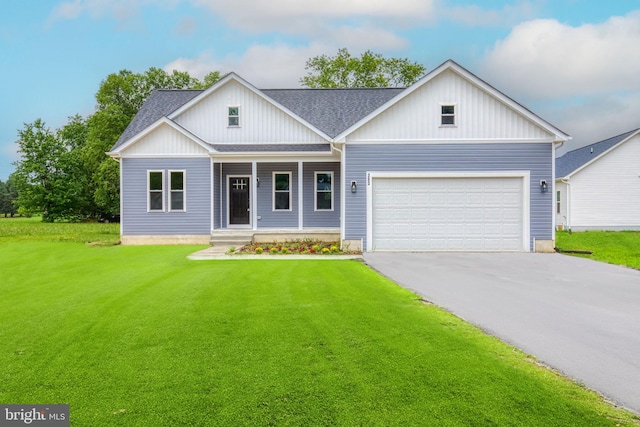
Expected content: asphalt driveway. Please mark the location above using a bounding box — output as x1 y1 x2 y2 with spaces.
364 252 640 414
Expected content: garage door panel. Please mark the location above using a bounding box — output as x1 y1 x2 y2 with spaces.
372 176 525 251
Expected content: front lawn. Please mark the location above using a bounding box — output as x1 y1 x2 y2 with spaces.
556 230 640 269
1 220 638 425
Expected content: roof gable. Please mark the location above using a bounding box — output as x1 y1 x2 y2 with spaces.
112 89 202 150
109 118 211 156
556 128 640 178
335 60 570 143
169 73 332 141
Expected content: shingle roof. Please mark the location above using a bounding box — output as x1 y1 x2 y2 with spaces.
110 85 404 151
113 89 203 149
556 128 639 178
262 88 403 138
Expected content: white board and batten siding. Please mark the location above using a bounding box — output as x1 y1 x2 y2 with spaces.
370 174 528 251
347 69 554 143
121 123 210 156
567 134 640 229
173 80 326 144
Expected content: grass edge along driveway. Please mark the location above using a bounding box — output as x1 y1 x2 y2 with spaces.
0 240 638 426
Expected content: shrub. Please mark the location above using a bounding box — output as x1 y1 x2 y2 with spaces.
321 247 330 254
330 245 339 253
270 247 278 254
255 247 263 254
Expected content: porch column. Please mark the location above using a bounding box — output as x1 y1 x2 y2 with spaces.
252 161 257 230
298 161 303 230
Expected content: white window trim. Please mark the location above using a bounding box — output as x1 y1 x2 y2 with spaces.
228 105 240 128
440 103 456 127
272 171 292 212
314 171 334 212
147 170 165 212
169 170 186 212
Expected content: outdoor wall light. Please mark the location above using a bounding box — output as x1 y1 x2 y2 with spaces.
351 180 357 193
540 179 548 193
256 177 260 187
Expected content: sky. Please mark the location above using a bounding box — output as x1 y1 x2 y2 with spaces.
1 0 640 180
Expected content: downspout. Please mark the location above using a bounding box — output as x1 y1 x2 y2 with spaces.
561 178 571 231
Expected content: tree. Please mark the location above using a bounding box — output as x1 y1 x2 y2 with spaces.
0 175 18 217
13 120 69 221
301 48 426 88
86 67 222 217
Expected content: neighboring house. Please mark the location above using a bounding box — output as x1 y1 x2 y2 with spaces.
555 128 640 231
108 60 570 252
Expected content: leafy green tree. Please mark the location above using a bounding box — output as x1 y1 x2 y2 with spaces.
301 48 426 88
13 120 69 221
0 176 18 217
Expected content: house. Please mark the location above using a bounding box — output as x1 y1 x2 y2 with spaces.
555 128 640 231
108 60 570 252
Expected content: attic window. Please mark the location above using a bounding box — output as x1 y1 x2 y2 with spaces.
228 106 240 127
441 104 456 126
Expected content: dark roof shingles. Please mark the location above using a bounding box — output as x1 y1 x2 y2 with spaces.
261 88 403 138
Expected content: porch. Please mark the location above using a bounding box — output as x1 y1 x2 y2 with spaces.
210 228 341 247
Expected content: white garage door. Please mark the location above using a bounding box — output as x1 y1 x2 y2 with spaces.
371 176 525 251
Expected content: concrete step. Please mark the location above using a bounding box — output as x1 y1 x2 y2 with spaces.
210 232 253 247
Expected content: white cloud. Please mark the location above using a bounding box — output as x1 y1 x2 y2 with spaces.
47 0 181 25
165 44 333 88
443 1 539 27
193 0 435 32
551 92 640 152
481 12 640 100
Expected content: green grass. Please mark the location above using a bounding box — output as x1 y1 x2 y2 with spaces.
0 216 120 244
556 230 640 269
1 220 638 426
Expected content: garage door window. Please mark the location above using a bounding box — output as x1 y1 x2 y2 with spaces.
315 172 333 211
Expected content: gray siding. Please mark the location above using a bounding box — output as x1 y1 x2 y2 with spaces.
256 163 299 228
122 158 211 235
345 143 553 251
303 162 341 228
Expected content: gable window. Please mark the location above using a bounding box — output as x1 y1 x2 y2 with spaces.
556 191 561 214
441 104 456 126
148 170 164 212
273 172 291 211
228 106 240 127
315 172 333 211
170 171 186 211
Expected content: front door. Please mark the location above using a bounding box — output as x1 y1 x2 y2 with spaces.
229 176 250 225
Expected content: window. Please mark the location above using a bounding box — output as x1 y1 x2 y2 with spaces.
148 171 164 212
556 191 561 214
441 104 455 126
315 172 333 211
228 106 240 127
170 171 185 211
273 172 291 211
